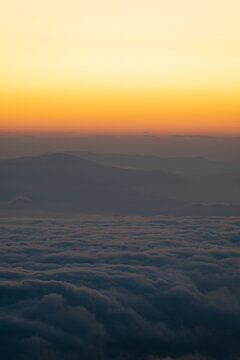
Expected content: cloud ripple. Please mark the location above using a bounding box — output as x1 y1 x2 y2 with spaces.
0 216 239 360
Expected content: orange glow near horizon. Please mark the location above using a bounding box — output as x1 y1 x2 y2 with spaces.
0 0 240 135
1 86 240 135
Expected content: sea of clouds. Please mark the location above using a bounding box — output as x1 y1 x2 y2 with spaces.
0 216 240 360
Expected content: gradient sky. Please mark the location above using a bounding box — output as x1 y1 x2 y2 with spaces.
0 0 239 134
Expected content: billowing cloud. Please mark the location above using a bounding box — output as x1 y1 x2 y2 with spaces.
0 216 239 359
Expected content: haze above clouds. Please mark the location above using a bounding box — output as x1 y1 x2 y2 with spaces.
0 142 240 216
1 134 240 162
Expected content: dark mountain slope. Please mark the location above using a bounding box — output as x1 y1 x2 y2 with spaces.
0 153 240 216
69 151 239 177
0 153 186 215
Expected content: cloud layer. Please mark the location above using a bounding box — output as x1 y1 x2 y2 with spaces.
0 216 240 359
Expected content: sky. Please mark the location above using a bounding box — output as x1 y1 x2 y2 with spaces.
0 0 239 134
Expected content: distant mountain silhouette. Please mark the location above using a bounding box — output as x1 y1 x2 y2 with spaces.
0 153 240 216
68 151 240 178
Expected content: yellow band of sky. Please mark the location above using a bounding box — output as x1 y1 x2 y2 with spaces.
0 0 240 134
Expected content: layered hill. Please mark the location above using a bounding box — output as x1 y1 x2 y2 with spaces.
0 153 239 216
